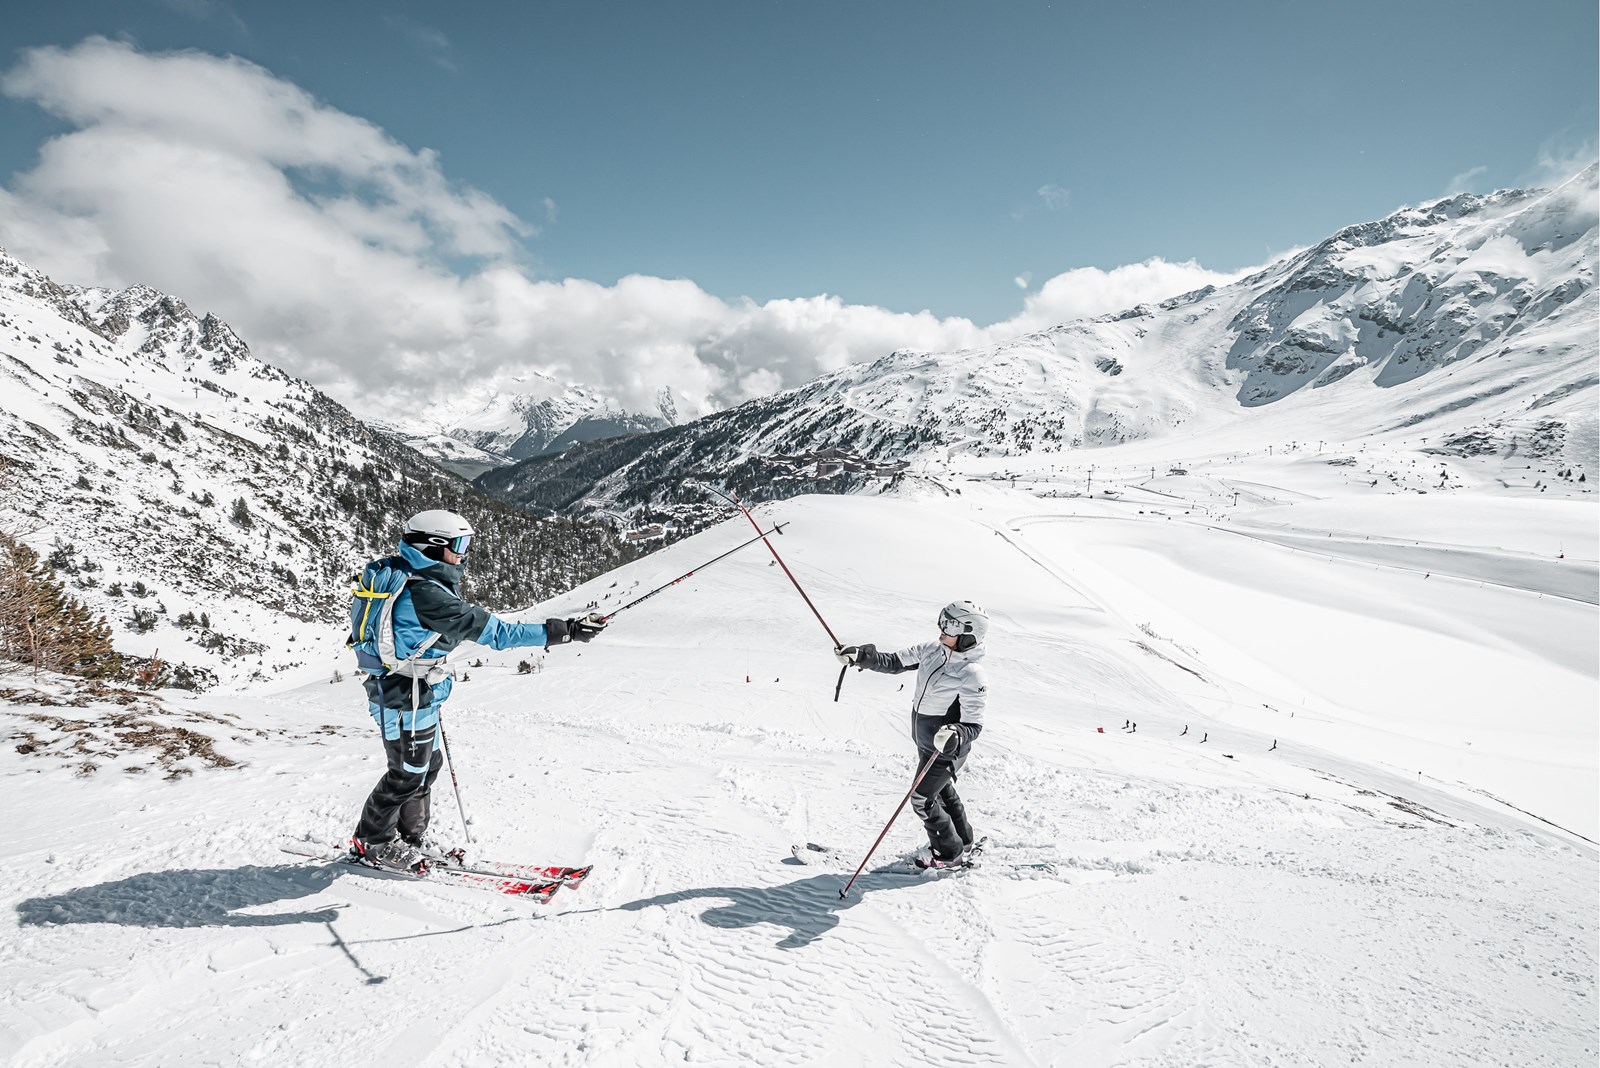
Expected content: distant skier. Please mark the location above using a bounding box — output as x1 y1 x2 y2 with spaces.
348 509 608 872
836 601 990 869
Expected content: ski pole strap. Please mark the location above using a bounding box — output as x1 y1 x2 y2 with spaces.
839 748 943 899
833 662 847 703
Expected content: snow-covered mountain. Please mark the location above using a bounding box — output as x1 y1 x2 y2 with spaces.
480 168 1597 522
0 251 633 687
380 375 669 476
1 175 1594 1066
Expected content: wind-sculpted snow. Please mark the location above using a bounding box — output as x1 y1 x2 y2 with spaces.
2 486 1593 1065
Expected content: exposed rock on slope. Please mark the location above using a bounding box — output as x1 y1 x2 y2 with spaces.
0 251 634 685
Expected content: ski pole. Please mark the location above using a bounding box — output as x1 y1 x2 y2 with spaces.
597 523 787 623
698 485 843 649
838 748 943 899
436 716 473 844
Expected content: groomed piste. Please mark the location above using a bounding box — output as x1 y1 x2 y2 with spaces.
5 467 1595 1067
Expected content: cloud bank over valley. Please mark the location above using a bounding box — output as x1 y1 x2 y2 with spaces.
0 37 1244 417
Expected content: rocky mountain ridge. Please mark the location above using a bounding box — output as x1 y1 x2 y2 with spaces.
479 168 1597 523
0 251 634 687
381 375 670 475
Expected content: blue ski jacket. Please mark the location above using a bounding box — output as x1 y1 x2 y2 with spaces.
363 540 550 738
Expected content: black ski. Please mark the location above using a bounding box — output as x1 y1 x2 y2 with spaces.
791 836 990 874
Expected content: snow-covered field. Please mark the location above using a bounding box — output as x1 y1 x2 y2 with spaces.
3 465 1596 1066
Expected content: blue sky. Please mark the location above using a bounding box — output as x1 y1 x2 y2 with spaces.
0 0 1594 414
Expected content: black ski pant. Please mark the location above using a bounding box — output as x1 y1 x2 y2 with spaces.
910 749 973 861
353 725 443 845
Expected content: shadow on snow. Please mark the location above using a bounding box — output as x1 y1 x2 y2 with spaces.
16 864 344 929
617 863 928 950
18 859 942 952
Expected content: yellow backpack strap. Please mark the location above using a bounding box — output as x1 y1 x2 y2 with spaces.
352 585 392 643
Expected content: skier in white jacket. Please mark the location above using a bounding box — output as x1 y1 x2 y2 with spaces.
836 601 990 869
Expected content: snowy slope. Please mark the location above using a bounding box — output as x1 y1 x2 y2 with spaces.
481 168 1597 523
4 476 1594 1065
0 250 632 687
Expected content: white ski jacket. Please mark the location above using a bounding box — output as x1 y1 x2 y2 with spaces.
857 639 988 758
889 640 988 726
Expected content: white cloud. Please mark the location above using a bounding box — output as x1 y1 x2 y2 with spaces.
1444 165 1487 196
1523 137 1598 190
383 15 457 72
0 38 1000 417
153 0 248 33
0 38 1244 421
1013 273 1031 290
994 258 1248 338
1037 184 1069 210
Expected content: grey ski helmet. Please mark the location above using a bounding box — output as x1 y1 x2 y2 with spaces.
404 509 474 560
938 600 988 651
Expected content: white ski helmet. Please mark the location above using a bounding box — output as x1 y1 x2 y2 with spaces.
938 600 989 650
403 509 474 559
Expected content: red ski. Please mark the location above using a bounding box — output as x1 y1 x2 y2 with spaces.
279 843 563 902
427 851 593 888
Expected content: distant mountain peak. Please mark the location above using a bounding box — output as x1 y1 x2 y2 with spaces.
380 376 668 472
479 172 1596 524
0 252 634 687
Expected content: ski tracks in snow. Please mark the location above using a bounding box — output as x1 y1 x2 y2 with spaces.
414 700 1049 1067
7 671 1593 1067
6 491 1596 1066
425 671 1596 1067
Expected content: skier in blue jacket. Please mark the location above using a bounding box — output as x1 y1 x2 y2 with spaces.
350 509 606 871
836 601 990 869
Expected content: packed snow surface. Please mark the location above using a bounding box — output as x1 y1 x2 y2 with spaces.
3 472 1596 1066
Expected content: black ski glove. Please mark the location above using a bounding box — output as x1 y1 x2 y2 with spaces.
834 643 877 666
545 614 608 646
567 613 608 643
933 724 961 755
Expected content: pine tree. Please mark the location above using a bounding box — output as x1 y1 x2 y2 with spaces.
0 532 119 678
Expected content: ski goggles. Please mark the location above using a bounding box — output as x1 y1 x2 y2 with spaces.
424 533 472 556
938 609 968 636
